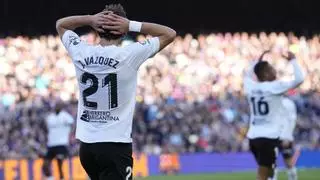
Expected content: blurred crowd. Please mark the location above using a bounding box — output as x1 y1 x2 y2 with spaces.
0 31 319 159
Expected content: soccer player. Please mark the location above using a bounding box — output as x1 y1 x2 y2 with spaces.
43 101 74 180
273 97 298 180
244 50 304 180
56 4 176 180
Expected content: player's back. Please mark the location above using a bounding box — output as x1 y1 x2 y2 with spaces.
62 30 160 143
73 43 138 143
245 81 287 139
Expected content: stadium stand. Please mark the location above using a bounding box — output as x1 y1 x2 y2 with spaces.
0 32 319 159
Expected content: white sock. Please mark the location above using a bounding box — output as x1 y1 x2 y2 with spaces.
272 168 278 180
287 167 298 180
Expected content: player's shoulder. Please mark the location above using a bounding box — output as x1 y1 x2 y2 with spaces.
252 80 287 94
62 30 89 51
123 38 157 50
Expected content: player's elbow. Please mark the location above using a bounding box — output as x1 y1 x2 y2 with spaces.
56 19 63 31
159 28 176 50
166 28 177 43
56 19 67 38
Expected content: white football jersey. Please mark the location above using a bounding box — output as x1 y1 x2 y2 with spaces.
46 111 74 147
244 60 304 139
62 30 160 143
279 97 297 141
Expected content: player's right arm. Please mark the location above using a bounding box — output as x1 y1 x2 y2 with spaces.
56 11 109 39
270 52 305 94
104 13 176 51
243 60 258 95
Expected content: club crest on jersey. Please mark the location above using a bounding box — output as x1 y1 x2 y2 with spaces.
68 35 80 46
139 39 150 45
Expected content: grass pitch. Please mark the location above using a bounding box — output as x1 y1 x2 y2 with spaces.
136 169 320 180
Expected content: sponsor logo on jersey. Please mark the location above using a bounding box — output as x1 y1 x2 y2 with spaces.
80 110 119 123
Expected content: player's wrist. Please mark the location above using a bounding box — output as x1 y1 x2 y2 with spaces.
129 21 142 32
87 15 95 27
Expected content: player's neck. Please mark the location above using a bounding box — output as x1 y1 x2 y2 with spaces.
99 38 121 47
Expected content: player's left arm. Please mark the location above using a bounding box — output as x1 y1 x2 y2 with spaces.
56 11 109 39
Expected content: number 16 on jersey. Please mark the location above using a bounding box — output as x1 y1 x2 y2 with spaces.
250 96 270 125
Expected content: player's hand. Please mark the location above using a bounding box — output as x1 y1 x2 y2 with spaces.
102 12 130 35
258 50 271 61
90 11 111 33
282 51 296 61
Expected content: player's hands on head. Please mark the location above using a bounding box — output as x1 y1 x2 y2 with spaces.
282 51 296 61
90 11 112 33
102 12 130 35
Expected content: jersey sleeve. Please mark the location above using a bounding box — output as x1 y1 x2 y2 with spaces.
125 37 160 70
61 30 84 59
269 60 304 94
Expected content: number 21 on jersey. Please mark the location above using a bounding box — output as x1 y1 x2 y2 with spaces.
81 72 118 110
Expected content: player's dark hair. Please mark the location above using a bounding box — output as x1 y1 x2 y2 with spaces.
254 61 270 81
98 4 127 40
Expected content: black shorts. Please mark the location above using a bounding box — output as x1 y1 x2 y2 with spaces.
45 145 69 160
278 140 294 159
79 142 133 180
249 138 280 167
